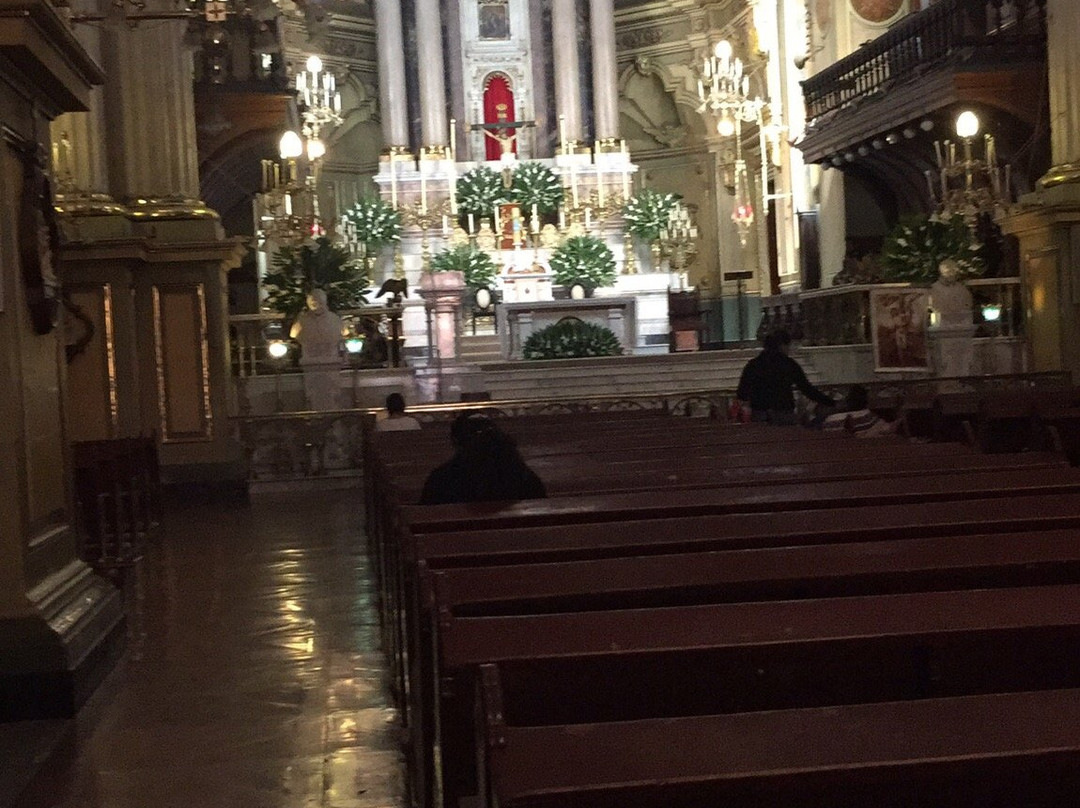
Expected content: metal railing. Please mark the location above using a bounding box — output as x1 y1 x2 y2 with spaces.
802 0 1046 123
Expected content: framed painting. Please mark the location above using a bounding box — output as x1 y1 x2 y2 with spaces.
870 287 930 371
478 0 510 40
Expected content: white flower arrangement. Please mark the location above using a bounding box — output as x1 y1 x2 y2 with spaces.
881 214 986 282
455 166 507 216
341 197 402 251
622 189 681 241
510 161 564 213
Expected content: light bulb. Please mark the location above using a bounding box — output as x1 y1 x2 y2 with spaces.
717 116 735 138
714 40 732 62
279 130 303 159
306 55 322 74
267 340 289 359
955 110 980 139
306 138 326 161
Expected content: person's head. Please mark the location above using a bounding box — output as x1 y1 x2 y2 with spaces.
450 412 499 450
845 384 869 411
306 288 328 313
762 329 792 354
386 392 407 416
938 258 961 284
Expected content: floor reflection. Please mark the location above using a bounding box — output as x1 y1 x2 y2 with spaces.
19 491 403 808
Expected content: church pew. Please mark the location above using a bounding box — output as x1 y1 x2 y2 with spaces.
401 465 1080 534
433 584 1080 808
478 674 1080 808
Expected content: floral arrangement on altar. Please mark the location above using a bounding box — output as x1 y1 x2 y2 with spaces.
523 318 623 360
549 235 617 292
510 161 563 213
429 243 499 289
340 197 402 253
455 166 508 216
880 214 986 283
622 188 681 241
262 236 370 318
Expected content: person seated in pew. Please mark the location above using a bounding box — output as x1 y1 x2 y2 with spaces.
820 384 896 437
419 413 547 504
736 329 835 425
375 392 422 432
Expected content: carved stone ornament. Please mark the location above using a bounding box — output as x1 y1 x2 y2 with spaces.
616 27 663 50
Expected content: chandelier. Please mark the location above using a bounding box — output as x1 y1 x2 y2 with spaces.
697 40 767 247
297 55 342 144
926 110 1011 227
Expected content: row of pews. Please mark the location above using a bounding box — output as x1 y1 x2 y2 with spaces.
365 406 1080 808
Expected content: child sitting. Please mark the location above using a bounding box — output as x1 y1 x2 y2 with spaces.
821 385 896 437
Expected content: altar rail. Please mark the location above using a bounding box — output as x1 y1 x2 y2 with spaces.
802 0 1046 123
228 305 405 376
760 278 1022 346
232 375 1067 485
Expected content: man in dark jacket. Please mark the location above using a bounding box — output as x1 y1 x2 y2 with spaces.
736 330 833 424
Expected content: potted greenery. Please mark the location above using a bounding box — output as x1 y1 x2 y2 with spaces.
522 317 623 360
262 236 370 318
429 243 499 291
623 188 681 269
880 214 986 282
549 235 617 296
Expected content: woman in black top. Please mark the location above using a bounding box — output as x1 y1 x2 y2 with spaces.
419 413 547 505
736 330 834 424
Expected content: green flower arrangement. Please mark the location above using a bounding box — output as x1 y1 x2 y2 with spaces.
429 243 499 289
263 236 370 318
510 161 563 213
456 166 508 216
340 197 402 253
549 235 617 291
880 214 986 282
523 318 623 360
622 188 681 241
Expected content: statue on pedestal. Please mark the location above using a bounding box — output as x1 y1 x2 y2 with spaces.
930 259 976 380
290 289 346 410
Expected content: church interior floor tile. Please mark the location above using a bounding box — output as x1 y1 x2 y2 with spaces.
13 490 403 808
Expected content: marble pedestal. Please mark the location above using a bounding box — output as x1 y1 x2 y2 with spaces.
933 324 977 385
301 363 345 410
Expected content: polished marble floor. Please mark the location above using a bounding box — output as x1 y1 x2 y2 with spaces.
17 491 404 808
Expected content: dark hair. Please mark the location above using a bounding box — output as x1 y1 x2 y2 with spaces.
386 392 407 415
449 413 537 500
762 329 792 352
846 385 869 411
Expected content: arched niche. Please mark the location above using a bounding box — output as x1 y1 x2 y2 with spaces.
482 72 517 161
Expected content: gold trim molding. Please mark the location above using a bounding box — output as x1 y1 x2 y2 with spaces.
127 196 220 221
1040 163 1080 190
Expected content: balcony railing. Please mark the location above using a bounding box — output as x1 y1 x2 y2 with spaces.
802 0 1047 123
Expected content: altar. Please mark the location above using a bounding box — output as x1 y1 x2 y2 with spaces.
498 297 637 359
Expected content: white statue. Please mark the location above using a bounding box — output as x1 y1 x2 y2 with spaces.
289 289 346 410
290 289 346 365
930 259 973 328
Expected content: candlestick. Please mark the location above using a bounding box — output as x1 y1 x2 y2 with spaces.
449 118 457 162
531 203 540 235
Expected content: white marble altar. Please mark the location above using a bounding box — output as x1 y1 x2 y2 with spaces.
498 297 637 359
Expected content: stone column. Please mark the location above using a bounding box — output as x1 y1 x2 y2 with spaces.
374 0 410 149
1042 0 1080 187
100 10 206 214
589 0 619 142
552 0 583 145
415 0 448 150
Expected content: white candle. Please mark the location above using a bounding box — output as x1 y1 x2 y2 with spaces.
390 159 398 208
622 169 630 200
449 118 457 162
559 114 567 151
284 193 292 216
558 208 566 230
494 206 501 235
468 212 475 234
571 166 579 207
531 203 540 234
420 149 427 213
442 215 450 236
584 207 591 230
598 168 606 208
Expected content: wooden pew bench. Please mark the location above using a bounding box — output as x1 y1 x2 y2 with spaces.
479 678 1080 808
433 584 1080 808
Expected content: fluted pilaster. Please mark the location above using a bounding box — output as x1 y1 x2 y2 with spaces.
1042 0 1080 186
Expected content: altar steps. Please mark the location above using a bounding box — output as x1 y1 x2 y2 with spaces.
459 349 828 402
458 333 502 364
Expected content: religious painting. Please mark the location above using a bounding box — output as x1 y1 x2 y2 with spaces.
870 288 930 372
478 0 510 40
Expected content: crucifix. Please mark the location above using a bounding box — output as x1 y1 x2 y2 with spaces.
469 118 536 160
